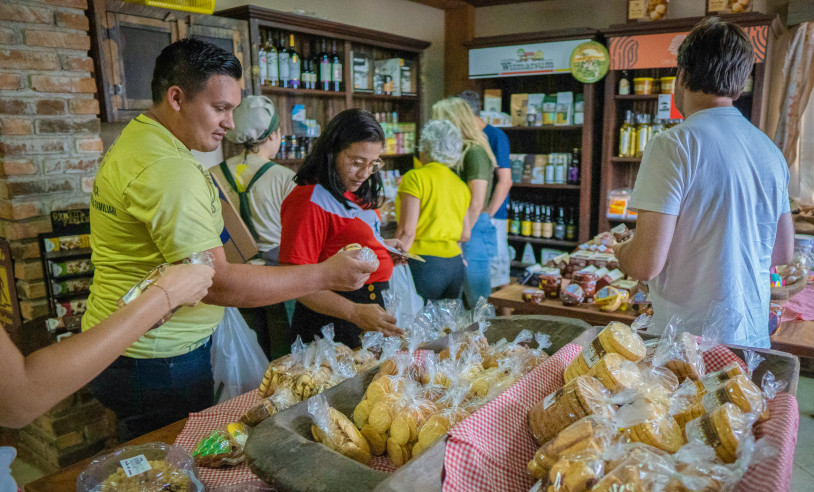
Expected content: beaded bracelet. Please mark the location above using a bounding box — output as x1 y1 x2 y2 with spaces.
152 283 173 313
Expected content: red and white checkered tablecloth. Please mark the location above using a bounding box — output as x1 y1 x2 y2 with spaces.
443 343 798 492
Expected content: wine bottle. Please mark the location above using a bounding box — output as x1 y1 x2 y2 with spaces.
331 39 342 92
278 33 290 88
258 33 268 86
266 34 279 87
288 34 301 89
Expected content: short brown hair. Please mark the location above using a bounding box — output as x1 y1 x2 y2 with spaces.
677 17 754 99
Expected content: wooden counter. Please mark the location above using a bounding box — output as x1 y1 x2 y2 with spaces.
772 320 814 360
25 419 187 492
488 283 638 326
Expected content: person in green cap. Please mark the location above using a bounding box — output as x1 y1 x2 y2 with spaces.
210 95 295 266
209 96 297 357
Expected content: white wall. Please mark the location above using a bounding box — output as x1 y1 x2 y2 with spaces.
216 0 445 121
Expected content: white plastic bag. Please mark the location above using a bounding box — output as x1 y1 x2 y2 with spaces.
211 308 269 404
387 264 424 327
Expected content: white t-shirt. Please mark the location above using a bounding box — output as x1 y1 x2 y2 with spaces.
210 153 296 253
629 107 789 348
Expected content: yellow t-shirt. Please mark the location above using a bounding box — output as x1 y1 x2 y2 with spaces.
82 115 225 358
396 162 471 258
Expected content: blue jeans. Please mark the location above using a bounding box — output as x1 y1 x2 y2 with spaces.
408 255 465 302
461 213 498 308
89 339 213 442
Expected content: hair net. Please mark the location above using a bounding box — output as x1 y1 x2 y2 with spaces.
225 95 280 146
419 119 463 165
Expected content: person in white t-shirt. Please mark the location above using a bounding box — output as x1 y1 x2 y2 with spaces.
615 17 794 348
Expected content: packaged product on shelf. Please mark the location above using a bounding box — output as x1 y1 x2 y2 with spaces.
43 234 90 253
352 51 372 91
191 422 249 468
606 189 631 220
573 93 584 125
291 104 307 134
373 58 404 96
707 0 752 14
509 154 525 182
627 0 670 21
52 277 92 296
542 94 557 125
484 89 502 113
633 77 655 95
527 93 545 126
531 155 547 184
400 61 414 95
555 91 573 125
56 298 87 317
50 258 93 277
560 283 585 306
510 93 529 126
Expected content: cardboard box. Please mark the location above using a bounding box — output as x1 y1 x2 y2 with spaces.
510 93 529 126
484 89 502 113
210 173 259 264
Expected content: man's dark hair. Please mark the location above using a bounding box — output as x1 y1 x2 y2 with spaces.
677 17 754 99
151 37 242 104
295 109 385 210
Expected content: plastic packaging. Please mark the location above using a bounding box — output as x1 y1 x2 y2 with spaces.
386 380 438 466
684 403 752 464
560 283 584 306
309 394 372 464
528 376 616 446
701 374 769 423
591 443 674 492
191 422 249 468
211 307 270 403
652 316 705 382
699 361 746 393
616 398 684 453
240 387 297 427
585 352 641 394
564 321 646 383
743 350 765 377
341 243 380 272
699 301 744 352
526 415 616 480
76 442 204 492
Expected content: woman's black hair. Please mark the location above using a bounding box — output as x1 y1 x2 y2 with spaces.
295 109 385 210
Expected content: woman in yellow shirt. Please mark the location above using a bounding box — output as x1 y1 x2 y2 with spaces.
396 120 472 301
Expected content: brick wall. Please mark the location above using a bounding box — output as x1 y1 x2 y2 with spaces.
0 0 101 321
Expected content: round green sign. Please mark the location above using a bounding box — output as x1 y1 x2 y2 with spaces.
570 41 610 83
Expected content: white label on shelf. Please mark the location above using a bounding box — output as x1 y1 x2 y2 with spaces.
120 455 151 478
468 39 589 78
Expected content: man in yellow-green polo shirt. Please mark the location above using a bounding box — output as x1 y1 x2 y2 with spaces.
84 38 375 441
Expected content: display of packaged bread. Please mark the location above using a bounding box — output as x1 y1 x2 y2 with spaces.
309 394 372 465
564 321 646 383
526 316 783 491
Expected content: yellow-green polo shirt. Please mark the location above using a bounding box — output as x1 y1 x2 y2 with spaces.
396 162 471 258
82 115 225 358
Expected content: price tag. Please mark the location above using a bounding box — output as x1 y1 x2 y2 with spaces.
120 454 151 477
628 0 646 19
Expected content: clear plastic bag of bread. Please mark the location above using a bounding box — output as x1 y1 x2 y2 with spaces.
309 393 371 464
684 402 756 464
663 441 739 492
528 375 616 446
354 353 413 455
386 378 438 467
615 396 684 453
240 387 297 427
353 332 383 372
586 352 642 396
382 287 401 323
440 325 488 362
191 422 249 468
77 442 204 492
653 315 705 382
481 329 532 368
258 335 308 398
564 321 646 384
341 243 379 271
634 364 680 408
700 371 773 424
435 298 464 333
669 379 706 432
527 415 617 481
414 380 473 457
545 448 606 492
591 442 676 492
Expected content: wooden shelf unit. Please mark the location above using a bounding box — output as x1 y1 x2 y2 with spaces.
218 5 429 158
597 13 782 233
465 28 601 260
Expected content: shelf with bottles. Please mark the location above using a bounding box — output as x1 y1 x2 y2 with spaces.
509 149 583 189
506 199 579 244
508 236 580 248
255 29 346 94
262 86 347 98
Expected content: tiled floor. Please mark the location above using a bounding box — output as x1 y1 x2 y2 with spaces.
9 377 814 490
792 376 814 491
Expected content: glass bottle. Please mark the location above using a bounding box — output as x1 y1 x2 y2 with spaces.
267 34 279 87
567 148 580 185
521 203 532 237
545 154 555 184
532 205 543 238
331 40 342 92
288 34 301 89
318 39 331 91
301 40 313 89
635 113 652 158
509 202 521 236
618 70 631 95
258 33 268 86
542 206 554 239
554 207 566 240
277 33 290 88
565 209 577 241
506 201 514 234
619 110 637 158
554 154 565 185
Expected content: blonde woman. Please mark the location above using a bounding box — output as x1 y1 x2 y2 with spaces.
431 97 498 307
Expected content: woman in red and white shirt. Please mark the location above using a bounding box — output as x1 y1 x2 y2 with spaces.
279 109 405 347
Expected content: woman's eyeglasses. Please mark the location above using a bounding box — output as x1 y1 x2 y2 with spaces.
341 153 383 173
